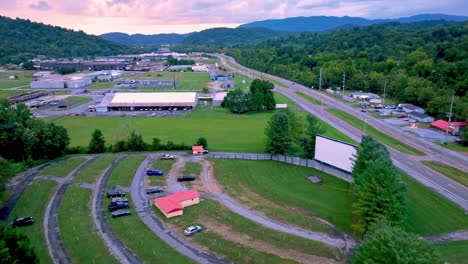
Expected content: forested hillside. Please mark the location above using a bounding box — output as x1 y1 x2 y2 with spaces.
0 16 128 64
100 32 188 46
227 21 468 121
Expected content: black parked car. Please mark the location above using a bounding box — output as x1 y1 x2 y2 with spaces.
111 209 131 218
177 175 196 182
146 187 164 194
108 202 129 212
11 216 34 227
107 191 125 198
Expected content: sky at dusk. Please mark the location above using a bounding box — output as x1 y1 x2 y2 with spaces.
1 0 467 35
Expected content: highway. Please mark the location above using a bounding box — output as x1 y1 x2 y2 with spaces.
217 54 468 212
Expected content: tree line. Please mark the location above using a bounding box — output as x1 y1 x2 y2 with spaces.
226 21 468 121
222 79 276 113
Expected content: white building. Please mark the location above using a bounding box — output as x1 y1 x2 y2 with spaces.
30 74 93 89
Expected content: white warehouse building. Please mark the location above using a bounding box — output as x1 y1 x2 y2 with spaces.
31 74 93 89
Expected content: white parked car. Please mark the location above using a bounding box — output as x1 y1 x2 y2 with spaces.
184 225 202 236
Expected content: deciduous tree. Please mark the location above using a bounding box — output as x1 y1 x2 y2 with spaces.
88 129 106 153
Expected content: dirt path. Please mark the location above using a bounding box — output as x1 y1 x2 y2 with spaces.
199 159 354 251
200 216 338 264
165 155 188 193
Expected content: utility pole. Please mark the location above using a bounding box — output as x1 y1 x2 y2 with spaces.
444 93 455 144
319 68 322 91
382 81 387 106
173 72 176 90
342 72 346 94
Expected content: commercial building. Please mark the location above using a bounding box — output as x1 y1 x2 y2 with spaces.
31 74 93 89
95 92 197 112
399 104 425 114
431 120 468 136
408 111 435 123
154 190 200 218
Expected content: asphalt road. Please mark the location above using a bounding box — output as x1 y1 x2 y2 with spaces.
218 54 468 211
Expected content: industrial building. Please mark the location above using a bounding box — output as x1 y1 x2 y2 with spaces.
95 92 197 112
31 74 93 89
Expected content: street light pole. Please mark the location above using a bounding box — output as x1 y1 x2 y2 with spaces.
319 67 322 91
444 93 455 143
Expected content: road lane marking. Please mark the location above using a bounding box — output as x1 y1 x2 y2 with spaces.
448 184 457 189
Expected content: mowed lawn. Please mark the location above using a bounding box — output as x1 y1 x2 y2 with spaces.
59 186 116 263
46 108 355 152
148 158 175 186
0 89 31 98
212 160 468 237
7 179 58 264
434 240 468 264
136 72 210 91
107 155 145 187
74 155 116 184
39 157 87 178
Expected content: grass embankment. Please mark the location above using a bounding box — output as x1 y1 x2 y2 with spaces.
59 186 116 263
107 155 145 187
87 81 116 90
434 240 468 264
154 199 342 263
213 160 468 237
421 161 468 187
148 158 176 186
74 156 116 184
39 157 87 178
437 141 468 154
0 89 31 98
8 180 57 264
105 176 192 263
47 107 356 152
135 72 209 91
274 92 298 107
56 96 92 110
327 108 425 156
0 71 34 89
294 91 324 106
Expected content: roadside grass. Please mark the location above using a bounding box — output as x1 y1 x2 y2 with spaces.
0 89 31 98
294 91 324 106
148 159 176 186
7 179 57 264
421 161 468 187
107 155 145 187
39 157 87 178
74 156 116 184
327 108 426 156
59 186 116 263
87 81 116 90
274 92 298 107
434 240 468 264
212 160 468 237
46 108 356 152
231 72 253 91
56 96 92 111
437 141 468 154
104 196 192 263
154 199 342 262
135 72 210 91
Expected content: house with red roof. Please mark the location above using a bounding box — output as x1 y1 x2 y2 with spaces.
431 120 468 136
154 190 200 218
192 145 204 155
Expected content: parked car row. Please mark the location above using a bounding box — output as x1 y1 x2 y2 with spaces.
107 190 131 218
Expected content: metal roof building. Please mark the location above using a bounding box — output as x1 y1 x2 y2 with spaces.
96 92 197 112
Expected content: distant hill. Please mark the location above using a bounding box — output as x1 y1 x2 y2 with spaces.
100 32 189 46
0 16 127 64
181 27 288 46
239 14 468 32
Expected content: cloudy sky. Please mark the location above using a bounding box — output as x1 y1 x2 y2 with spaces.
1 0 466 35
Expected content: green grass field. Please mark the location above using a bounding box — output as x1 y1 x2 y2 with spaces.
183 162 202 176
39 157 87 178
294 91 324 106
87 81 116 90
0 89 31 98
46 108 355 152
59 186 116 263
0 80 31 89
212 160 468 237
104 196 192 263
327 109 426 156
148 158 175 186
434 240 468 264
421 161 468 187
136 72 210 91
154 199 342 262
7 179 57 264
107 155 145 187
74 156 116 184
274 92 298 107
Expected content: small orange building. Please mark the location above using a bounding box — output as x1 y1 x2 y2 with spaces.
192 145 204 155
154 190 200 218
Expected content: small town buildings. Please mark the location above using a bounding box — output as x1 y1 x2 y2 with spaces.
399 104 425 114
154 190 200 218
213 92 227 106
192 145 204 155
210 70 230 81
31 74 93 89
431 120 468 135
192 64 208 72
349 92 380 101
408 111 434 123
222 80 235 89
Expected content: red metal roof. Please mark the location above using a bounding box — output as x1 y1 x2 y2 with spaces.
451 121 468 127
192 146 204 151
154 197 183 214
431 120 468 132
153 190 199 214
